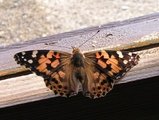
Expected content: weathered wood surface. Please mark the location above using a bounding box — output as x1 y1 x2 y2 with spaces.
0 13 159 108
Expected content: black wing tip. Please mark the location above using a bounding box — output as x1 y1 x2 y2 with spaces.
14 52 31 68
132 53 140 65
14 53 22 65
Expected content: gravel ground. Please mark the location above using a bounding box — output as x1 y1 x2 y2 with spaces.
0 0 159 46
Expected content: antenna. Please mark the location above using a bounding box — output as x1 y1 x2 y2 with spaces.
78 29 100 48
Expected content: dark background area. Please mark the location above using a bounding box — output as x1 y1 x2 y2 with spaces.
0 76 159 120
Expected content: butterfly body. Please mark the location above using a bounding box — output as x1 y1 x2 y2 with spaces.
14 47 139 99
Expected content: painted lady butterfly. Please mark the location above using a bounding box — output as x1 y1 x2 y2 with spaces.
14 47 139 99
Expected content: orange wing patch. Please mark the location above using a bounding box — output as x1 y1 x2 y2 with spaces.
46 50 60 59
36 50 60 73
101 50 109 59
96 50 109 59
37 58 51 72
51 59 60 68
95 51 122 77
97 60 107 68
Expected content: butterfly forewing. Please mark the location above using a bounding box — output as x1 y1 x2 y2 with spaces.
84 50 139 80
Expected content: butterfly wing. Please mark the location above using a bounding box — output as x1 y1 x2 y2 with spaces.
14 50 79 97
83 50 139 98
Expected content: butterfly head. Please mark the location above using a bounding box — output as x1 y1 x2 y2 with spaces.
72 47 80 54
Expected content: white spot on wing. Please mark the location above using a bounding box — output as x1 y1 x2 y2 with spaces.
22 52 25 55
32 50 38 58
128 52 132 56
123 60 128 64
32 54 36 58
33 50 38 54
28 59 33 64
117 51 123 58
130 56 134 61
122 72 126 76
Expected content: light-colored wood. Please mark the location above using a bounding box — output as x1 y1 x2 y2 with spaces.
0 13 159 108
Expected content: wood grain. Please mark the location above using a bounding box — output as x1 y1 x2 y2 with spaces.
0 13 159 108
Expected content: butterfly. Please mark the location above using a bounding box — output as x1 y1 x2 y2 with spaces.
14 47 139 99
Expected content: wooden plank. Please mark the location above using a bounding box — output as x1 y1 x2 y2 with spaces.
0 13 159 108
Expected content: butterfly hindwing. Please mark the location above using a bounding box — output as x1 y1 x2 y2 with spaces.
14 50 72 97
83 68 114 98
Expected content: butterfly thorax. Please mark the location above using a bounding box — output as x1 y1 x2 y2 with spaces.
71 48 85 67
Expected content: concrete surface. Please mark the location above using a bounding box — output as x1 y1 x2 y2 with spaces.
0 0 159 46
